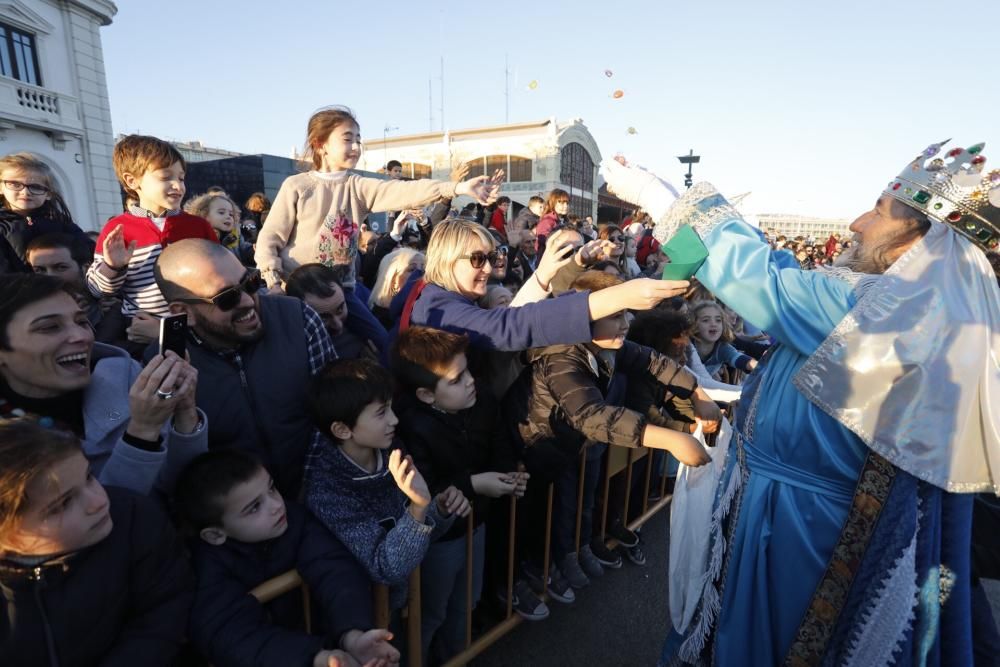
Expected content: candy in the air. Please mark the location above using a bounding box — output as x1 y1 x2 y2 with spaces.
627 127 637 135
528 80 538 90
612 89 624 99
604 69 614 77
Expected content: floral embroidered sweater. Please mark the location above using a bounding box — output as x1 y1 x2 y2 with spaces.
254 171 458 287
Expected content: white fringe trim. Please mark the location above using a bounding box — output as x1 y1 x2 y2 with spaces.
677 456 745 662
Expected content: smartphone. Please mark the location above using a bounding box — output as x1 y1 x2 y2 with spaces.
158 313 188 358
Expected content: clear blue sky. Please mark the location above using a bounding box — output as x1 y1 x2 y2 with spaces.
102 0 1000 219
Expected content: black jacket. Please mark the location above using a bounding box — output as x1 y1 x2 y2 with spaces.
0 204 92 272
396 386 518 542
0 487 194 667
188 502 373 667
503 341 698 479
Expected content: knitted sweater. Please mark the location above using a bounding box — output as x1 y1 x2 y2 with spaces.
304 440 453 609
86 211 217 317
255 171 458 286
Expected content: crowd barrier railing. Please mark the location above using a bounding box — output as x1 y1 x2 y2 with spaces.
248 431 723 667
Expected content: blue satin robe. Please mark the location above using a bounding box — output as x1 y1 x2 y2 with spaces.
695 218 868 664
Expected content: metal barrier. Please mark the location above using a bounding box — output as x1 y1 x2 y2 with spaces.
248 437 702 667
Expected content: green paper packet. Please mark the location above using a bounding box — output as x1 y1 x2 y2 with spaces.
661 225 709 281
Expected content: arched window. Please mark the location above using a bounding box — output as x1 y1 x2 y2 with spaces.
508 156 532 182
559 143 594 193
559 143 595 217
401 162 432 179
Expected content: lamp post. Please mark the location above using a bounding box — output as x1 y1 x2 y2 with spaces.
677 149 700 189
383 124 398 170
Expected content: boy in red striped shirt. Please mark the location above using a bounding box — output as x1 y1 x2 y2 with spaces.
86 135 217 332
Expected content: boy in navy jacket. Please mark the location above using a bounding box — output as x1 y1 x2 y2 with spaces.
175 450 399 667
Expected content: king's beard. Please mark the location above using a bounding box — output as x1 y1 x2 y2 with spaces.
834 234 897 275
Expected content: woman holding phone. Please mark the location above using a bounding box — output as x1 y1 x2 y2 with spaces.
0 274 207 496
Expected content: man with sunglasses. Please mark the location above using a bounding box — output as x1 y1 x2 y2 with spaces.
155 239 337 497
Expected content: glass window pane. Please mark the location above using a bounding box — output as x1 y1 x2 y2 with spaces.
485 155 507 179
509 156 532 182
462 158 486 178
0 27 11 78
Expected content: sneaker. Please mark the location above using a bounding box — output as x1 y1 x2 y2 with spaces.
627 538 647 566
547 564 576 604
578 545 605 579
497 580 550 621
521 561 576 604
608 522 639 548
559 552 591 589
589 538 623 569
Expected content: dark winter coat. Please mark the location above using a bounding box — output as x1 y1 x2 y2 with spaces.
396 386 518 542
188 502 373 667
503 340 698 478
0 203 92 272
0 487 194 667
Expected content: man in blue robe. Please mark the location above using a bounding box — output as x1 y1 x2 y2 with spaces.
604 141 1000 666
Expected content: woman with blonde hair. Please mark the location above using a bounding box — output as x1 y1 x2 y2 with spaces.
369 247 425 327
398 218 691 350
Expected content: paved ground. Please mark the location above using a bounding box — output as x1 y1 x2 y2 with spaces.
472 503 1000 667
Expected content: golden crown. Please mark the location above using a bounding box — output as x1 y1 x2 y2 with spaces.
884 140 1000 251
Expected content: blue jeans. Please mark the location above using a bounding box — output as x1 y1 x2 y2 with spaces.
552 444 604 560
419 525 485 665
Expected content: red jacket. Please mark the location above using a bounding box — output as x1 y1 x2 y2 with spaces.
490 208 508 241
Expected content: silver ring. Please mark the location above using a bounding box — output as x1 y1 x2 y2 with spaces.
156 389 174 400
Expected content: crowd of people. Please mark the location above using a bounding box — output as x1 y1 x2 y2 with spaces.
1 104 999 667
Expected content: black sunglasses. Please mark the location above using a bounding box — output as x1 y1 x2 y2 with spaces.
176 269 263 311
461 250 502 269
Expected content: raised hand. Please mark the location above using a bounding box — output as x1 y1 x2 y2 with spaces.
614 278 690 311
455 175 494 205
388 450 431 509
532 240 576 290
576 239 616 266
450 161 471 183
102 223 137 270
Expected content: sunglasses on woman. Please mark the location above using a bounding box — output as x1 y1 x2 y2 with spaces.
461 249 506 269
2 180 50 195
176 269 264 311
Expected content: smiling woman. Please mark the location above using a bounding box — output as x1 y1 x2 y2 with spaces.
0 273 208 496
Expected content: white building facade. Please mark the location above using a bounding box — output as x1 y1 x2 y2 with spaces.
0 0 118 231
359 117 602 219
757 213 852 241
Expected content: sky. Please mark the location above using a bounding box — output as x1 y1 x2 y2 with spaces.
101 0 1000 219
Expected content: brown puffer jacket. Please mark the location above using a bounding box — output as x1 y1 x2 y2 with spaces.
503 340 698 477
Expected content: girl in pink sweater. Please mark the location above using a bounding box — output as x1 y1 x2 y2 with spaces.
256 106 496 289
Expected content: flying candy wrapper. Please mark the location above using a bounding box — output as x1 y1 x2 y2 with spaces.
612 89 624 99
604 69 613 77
528 80 538 90
627 127 637 135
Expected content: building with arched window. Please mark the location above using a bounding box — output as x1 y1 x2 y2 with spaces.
359 117 602 221
0 0 119 230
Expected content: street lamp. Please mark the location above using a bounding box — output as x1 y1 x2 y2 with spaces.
677 149 700 189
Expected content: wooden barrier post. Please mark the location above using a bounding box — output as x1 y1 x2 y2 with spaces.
373 585 391 630
465 511 474 649
505 495 516 619
642 448 654 514
574 447 587 553
408 568 422 667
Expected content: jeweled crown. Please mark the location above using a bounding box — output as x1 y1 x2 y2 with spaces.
884 140 1000 251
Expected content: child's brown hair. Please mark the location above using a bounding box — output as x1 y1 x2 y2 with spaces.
690 299 735 343
0 420 81 548
391 326 469 391
303 106 359 170
112 135 186 200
